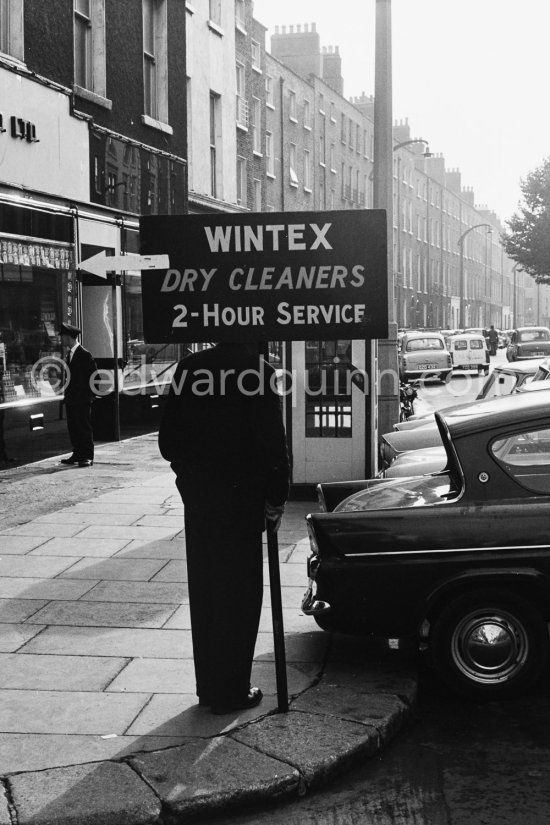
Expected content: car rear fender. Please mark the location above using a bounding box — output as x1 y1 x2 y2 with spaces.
423 568 550 627
317 478 393 512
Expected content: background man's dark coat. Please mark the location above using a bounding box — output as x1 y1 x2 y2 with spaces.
64 345 96 461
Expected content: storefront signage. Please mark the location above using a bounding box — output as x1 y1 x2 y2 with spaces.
140 210 388 343
0 112 39 143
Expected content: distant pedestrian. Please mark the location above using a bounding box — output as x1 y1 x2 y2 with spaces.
159 343 290 714
488 325 499 356
59 322 97 468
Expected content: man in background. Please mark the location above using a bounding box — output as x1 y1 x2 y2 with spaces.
60 322 97 468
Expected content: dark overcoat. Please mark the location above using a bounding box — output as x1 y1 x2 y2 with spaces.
158 343 290 704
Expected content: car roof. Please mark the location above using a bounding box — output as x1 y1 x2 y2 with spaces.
514 326 550 332
438 387 550 438
401 330 444 339
493 358 545 374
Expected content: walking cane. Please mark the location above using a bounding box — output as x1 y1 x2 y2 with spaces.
266 521 289 712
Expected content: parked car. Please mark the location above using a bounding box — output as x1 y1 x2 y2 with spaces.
448 332 490 374
302 390 550 699
506 326 550 361
381 361 543 467
398 331 452 383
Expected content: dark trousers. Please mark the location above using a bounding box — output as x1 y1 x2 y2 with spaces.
178 479 264 704
66 402 94 461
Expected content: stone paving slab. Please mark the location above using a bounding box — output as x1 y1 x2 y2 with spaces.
0 733 190 775
0 599 48 623
20 625 193 659
0 536 51 554
0 623 44 653
0 555 81 578
113 538 186 559
130 736 300 821
58 557 168 581
0 690 150 734
28 538 131 557
79 581 186 603
0 653 128 691
8 761 161 825
25 600 179 628
0 578 98 600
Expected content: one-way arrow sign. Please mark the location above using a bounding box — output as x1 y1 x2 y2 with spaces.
77 251 170 278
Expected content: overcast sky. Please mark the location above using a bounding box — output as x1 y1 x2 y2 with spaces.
252 0 550 224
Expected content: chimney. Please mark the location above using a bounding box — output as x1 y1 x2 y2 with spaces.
270 22 321 79
322 44 343 96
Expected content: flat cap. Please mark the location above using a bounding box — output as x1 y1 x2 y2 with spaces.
60 322 82 337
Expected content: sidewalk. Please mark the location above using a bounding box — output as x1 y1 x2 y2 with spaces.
0 434 417 824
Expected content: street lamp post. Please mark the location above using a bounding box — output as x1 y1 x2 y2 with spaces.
512 263 521 327
458 223 493 329
393 139 430 327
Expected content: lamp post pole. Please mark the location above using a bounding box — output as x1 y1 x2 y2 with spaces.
512 263 520 327
458 223 492 329
372 0 396 450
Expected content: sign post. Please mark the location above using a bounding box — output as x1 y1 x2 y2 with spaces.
139 210 388 713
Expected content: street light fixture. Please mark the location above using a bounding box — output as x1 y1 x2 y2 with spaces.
458 223 493 329
393 138 432 157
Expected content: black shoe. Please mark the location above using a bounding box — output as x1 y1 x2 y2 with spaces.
60 456 77 465
210 687 263 715
78 460 93 467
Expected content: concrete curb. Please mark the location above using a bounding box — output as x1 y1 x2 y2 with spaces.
0 672 416 824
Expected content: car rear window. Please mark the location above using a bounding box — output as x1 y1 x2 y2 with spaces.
518 329 550 342
470 340 483 349
406 338 444 352
491 427 550 493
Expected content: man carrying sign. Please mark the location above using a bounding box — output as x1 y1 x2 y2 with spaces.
158 343 289 715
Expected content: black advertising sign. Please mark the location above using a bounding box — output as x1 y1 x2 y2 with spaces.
139 210 388 343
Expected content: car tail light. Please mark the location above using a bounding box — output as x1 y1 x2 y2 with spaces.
306 518 320 555
316 484 327 512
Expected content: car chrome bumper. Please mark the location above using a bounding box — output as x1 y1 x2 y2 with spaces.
301 554 331 616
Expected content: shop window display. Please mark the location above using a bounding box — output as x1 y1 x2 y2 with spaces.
0 239 76 404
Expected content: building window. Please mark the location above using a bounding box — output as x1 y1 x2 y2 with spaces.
210 92 221 198
143 0 168 123
289 143 298 186
235 0 245 30
265 74 274 107
208 0 221 26
236 155 247 206
74 0 106 97
289 90 297 121
251 39 261 71
330 144 336 172
319 92 325 114
266 131 275 176
330 101 336 122
253 178 262 211
0 0 23 61
304 149 312 191
303 98 311 130
341 114 346 144
236 61 248 128
319 178 325 209
251 96 261 154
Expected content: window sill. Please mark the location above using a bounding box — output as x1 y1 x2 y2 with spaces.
330 168 337 174
319 109 326 117
185 1 195 13
289 181 298 188
319 162 326 169
266 102 275 111
73 85 112 110
208 20 224 37
141 114 173 135
236 122 248 132
289 116 298 124
304 187 312 194
304 124 312 131
252 65 262 75
235 22 247 35
253 150 263 158
330 117 337 124
267 172 276 180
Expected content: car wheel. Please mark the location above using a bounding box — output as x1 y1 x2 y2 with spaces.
440 371 452 383
430 588 548 700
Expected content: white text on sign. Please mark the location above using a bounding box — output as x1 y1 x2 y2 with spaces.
203 222 333 252
171 303 366 328
161 265 366 292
